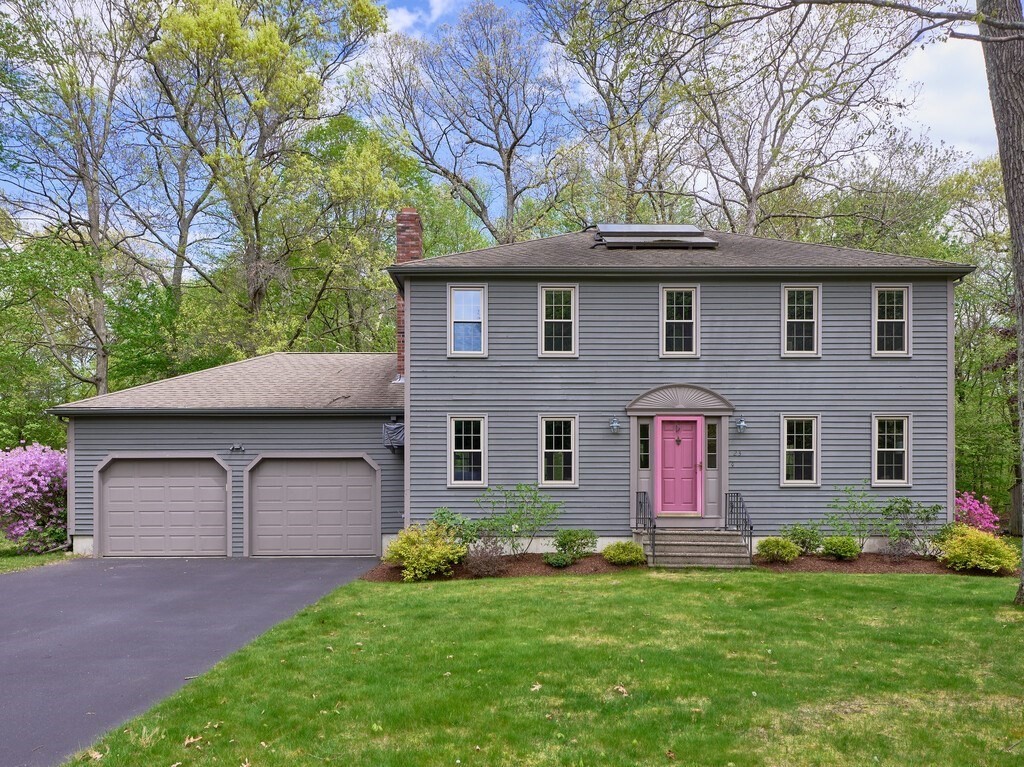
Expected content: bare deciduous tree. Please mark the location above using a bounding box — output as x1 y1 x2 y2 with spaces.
370 0 572 243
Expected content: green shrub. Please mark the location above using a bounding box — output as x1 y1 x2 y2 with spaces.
552 528 598 562
825 482 876 550
383 522 468 582
938 527 1020 575
475 484 562 558
880 497 943 559
543 552 575 568
432 507 482 545
602 541 647 566
756 537 801 563
932 521 969 550
780 523 823 554
821 535 860 561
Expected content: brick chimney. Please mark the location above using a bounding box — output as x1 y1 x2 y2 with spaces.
395 207 423 380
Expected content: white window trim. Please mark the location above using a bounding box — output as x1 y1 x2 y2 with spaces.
871 413 912 488
537 284 579 358
538 414 579 488
779 413 821 488
447 284 488 358
780 284 822 358
659 284 701 358
871 284 912 358
447 414 488 488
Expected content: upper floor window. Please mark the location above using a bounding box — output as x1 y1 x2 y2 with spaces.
540 415 577 487
448 415 487 487
660 285 699 358
782 285 820 357
873 414 910 487
449 285 487 357
781 414 820 487
873 285 911 357
539 285 578 357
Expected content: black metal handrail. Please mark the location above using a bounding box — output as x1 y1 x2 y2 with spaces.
725 491 754 557
636 490 655 562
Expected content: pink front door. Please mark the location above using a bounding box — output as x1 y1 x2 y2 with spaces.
654 416 703 515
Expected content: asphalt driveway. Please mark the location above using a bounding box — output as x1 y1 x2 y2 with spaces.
0 557 377 767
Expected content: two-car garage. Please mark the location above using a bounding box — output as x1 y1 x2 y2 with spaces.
53 353 406 558
97 455 381 557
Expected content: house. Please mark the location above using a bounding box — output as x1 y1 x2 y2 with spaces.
51 209 973 562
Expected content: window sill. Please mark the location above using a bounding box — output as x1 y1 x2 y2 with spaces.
539 482 579 490
447 353 488 359
659 353 700 359
779 482 821 489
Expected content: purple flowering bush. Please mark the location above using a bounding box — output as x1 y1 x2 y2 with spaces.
0 444 68 553
954 491 1000 534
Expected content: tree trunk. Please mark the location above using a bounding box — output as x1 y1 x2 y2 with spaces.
977 0 1024 604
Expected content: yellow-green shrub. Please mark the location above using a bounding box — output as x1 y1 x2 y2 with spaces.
756 537 800 563
938 527 1020 575
383 522 468 582
602 541 647 566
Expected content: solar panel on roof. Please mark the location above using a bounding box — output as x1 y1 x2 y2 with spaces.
594 222 718 249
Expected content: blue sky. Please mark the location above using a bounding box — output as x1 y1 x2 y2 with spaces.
384 0 999 159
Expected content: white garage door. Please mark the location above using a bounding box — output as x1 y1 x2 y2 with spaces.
100 458 228 556
250 458 378 556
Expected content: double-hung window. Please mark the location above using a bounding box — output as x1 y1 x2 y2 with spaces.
781 415 820 487
660 286 699 357
873 285 911 356
539 285 578 357
448 285 487 356
782 285 820 357
540 415 577 487
873 415 910 486
448 415 487 487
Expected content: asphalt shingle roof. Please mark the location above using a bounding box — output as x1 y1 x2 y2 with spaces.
389 230 974 278
50 353 403 415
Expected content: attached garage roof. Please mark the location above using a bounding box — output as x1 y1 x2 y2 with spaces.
50 353 403 415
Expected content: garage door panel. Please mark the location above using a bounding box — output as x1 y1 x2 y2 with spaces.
250 457 378 556
100 458 228 557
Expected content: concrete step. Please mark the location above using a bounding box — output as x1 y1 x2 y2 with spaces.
637 530 746 544
643 540 749 555
649 555 753 569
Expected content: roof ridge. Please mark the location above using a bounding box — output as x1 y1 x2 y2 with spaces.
413 230 586 265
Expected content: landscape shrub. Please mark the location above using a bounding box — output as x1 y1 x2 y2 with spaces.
825 482 876 550
601 541 646 566
464 534 507 578
432 506 483 545
543 552 575 568
938 526 1020 575
821 535 860 561
932 521 969 550
552 528 598 562
0 444 68 553
756 537 800 564
880 497 943 559
474 484 562 558
953 491 1000 533
780 522 823 555
383 522 468 582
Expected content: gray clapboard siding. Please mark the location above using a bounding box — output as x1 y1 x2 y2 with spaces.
407 276 952 535
71 415 404 555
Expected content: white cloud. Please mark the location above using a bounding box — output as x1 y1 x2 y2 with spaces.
900 38 997 158
387 6 422 34
386 0 463 37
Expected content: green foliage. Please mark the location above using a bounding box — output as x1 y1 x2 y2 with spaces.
552 528 598 563
431 507 483 545
779 523 823 555
474 484 562 558
821 536 860 561
879 497 943 559
938 527 1020 575
756 537 801 564
382 522 467 582
933 522 971 550
543 551 575 568
601 540 647 566
826 482 876 550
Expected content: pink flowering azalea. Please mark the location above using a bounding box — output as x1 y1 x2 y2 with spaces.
953 490 1000 534
0 444 68 553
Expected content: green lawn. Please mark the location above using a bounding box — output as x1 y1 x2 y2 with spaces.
0 537 67 574
70 570 1024 766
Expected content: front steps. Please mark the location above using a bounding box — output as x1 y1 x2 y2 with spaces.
636 528 752 569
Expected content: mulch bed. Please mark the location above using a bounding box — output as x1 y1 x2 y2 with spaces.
755 552 1019 576
362 553 631 582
